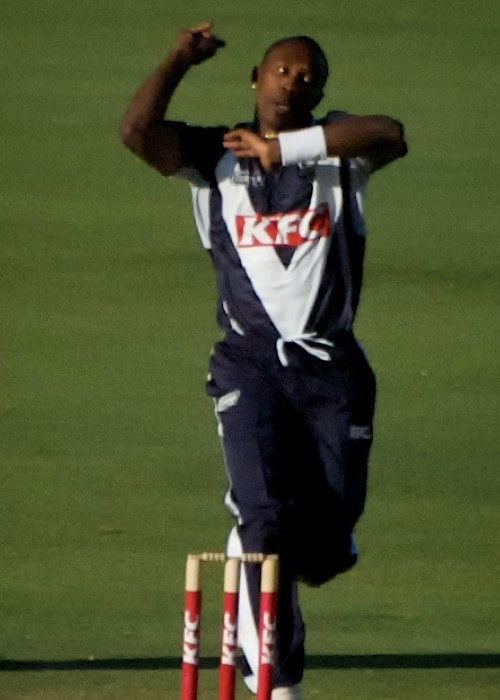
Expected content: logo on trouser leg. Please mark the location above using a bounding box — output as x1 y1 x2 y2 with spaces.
215 390 241 413
349 425 372 440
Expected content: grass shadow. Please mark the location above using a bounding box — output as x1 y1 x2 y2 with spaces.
1 653 499 672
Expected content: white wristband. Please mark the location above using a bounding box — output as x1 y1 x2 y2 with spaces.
278 126 327 166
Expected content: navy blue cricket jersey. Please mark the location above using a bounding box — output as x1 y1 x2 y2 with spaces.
175 113 375 366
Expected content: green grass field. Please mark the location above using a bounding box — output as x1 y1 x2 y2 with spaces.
1 0 499 697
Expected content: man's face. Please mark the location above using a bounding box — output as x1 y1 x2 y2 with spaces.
253 39 326 134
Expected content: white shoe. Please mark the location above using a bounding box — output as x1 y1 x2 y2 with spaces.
271 685 303 699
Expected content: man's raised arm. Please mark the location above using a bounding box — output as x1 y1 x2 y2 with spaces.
119 23 225 176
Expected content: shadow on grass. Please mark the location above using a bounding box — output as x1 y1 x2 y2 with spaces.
1 654 499 672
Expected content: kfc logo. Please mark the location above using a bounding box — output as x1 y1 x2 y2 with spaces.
236 203 330 248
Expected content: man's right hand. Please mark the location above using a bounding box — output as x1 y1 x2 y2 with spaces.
174 22 226 66
120 22 225 176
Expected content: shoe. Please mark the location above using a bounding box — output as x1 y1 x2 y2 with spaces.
271 685 303 699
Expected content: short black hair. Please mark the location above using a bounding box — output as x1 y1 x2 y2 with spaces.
262 36 329 87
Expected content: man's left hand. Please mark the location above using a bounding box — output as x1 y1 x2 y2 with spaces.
223 128 280 171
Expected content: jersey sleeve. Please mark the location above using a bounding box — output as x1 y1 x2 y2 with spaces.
322 111 377 176
173 122 227 185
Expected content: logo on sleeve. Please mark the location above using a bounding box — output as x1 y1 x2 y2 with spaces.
236 203 330 248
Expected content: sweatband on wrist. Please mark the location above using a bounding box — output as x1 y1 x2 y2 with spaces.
278 125 327 166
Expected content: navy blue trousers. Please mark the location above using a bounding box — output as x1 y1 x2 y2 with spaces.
207 336 376 687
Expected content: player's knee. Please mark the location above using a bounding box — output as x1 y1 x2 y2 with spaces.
295 531 358 587
238 509 291 555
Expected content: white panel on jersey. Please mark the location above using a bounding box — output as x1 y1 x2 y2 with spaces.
190 185 212 249
216 152 343 340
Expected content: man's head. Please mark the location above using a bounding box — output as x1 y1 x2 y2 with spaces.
252 36 329 134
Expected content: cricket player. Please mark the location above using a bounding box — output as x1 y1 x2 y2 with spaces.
120 22 407 699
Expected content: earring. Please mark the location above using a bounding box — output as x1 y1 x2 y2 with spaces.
251 83 256 89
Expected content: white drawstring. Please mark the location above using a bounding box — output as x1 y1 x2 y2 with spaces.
276 333 334 367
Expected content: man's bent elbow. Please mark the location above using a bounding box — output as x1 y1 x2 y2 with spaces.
119 118 143 155
362 118 408 171
390 119 408 159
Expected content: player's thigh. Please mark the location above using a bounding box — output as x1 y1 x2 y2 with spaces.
303 356 376 521
207 347 294 514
